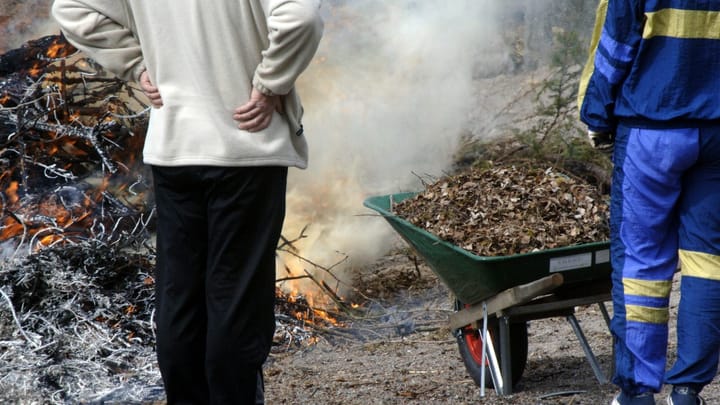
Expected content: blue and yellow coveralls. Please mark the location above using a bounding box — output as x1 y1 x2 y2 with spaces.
579 0 720 397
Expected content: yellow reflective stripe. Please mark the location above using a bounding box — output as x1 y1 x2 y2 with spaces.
626 304 669 324
644 9 720 40
679 249 720 280
577 0 608 111
622 278 672 298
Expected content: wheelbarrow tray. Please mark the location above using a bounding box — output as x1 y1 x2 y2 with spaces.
364 192 612 305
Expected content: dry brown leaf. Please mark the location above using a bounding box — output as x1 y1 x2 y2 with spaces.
394 163 610 256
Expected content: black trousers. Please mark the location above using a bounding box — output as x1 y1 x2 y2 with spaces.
151 165 287 405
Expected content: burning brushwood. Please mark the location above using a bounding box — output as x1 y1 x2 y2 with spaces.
0 35 153 252
0 34 363 404
0 35 163 403
394 162 610 256
0 35 351 324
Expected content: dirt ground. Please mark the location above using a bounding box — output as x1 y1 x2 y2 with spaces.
263 240 720 405
2 236 719 404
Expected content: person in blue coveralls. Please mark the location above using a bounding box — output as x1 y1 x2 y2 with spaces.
578 1 720 404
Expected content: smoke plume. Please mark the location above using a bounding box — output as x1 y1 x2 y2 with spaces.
4 0 555 297
0 0 56 53
285 0 515 286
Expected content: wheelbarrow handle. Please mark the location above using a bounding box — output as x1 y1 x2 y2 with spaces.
449 273 564 330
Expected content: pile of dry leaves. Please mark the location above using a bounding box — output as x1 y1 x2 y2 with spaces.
394 163 610 256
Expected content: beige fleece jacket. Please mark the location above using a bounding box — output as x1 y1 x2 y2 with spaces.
51 0 323 168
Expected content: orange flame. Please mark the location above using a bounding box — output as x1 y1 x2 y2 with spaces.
46 42 65 59
276 255 354 327
6 181 19 205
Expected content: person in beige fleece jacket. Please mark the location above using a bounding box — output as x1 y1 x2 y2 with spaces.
51 1 323 403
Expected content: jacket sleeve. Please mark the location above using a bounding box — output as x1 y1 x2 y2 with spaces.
577 0 606 118
51 0 145 82
579 0 643 133
253 0 324 96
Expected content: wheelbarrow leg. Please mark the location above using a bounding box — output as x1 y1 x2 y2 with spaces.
566 313 608 384
597 301 615 379
479 302 505 397
598 301 611 329
499 315 512 395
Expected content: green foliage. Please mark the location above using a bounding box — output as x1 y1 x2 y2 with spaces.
523 29 585 155
516 26 611 178
453 1 613 192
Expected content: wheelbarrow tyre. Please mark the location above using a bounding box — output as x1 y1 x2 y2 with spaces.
455 312 528 389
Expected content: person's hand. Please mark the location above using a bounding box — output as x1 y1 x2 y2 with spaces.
233 88 281 132
587 130 614 153
140 70 163 108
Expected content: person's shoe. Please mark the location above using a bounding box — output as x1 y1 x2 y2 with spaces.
611 391 656 405
666 386 706 405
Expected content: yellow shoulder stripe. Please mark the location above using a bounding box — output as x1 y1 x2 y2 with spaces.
644 9 720 40
577 0 608 112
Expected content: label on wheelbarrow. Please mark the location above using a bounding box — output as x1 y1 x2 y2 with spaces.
549 252 592 272
595 249 610 264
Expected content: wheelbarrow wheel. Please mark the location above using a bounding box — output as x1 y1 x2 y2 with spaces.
455 303 528 389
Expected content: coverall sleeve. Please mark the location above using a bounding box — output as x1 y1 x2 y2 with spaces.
579 0 644 133
51 0 145 82
253 0 324 96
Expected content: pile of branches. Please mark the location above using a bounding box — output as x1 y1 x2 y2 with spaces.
394 162 610 256
0 35 153 252
0 35 347 403
0 33 163 404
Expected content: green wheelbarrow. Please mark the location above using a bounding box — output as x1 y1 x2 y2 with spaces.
364 192 614 396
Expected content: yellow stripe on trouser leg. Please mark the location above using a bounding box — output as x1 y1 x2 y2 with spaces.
623 278 673 298
679 249 720 281
626 305 669 324
623 278 672 324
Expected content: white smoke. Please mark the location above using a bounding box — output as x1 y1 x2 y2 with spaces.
3 0 557 296
0 0 57 52
285 0 515 286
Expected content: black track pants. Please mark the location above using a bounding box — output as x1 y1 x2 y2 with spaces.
151 165 287 405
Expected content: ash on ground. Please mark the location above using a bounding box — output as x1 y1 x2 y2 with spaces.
0 240 357 404
0 241 164 404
